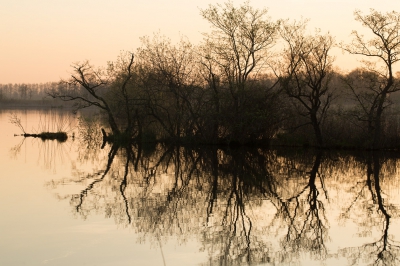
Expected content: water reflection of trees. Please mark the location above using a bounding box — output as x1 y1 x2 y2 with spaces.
270 151 329 264
339 152 400 265
199 148 275 265
48 143 325 264
48 141 400 265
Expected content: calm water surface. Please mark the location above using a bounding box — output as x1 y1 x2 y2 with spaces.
1 109 400 266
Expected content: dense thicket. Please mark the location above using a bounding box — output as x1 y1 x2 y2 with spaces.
3 3 400 149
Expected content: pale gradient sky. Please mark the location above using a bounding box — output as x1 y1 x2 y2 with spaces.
1 0 400 84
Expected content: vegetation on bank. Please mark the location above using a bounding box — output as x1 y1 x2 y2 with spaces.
3 3 400 150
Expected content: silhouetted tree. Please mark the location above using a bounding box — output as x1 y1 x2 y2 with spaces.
136 35 202 141
200 1 280 143
341 9 400 149
280 20 335 147
47 52 136 140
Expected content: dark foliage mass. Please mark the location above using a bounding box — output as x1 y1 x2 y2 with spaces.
3 4 400 149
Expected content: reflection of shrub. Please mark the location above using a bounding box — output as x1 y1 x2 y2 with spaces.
78 115 102 145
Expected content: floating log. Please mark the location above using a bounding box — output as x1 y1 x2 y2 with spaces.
23 132 68 142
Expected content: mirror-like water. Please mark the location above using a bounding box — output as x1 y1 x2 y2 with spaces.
1 109 400 266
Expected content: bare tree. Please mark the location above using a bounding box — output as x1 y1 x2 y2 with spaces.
341 9 400 149
280 20 335 147
47 52 135 139
199 1 280 143
9 113 26 134
136 34 202 140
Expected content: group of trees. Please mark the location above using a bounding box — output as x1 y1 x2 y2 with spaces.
41 3 400 149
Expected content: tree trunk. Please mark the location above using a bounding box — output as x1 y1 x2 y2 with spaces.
311 112 323 147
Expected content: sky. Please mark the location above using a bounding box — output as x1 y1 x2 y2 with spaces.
1 0 400 84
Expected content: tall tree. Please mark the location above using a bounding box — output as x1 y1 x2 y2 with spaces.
341 9 400 149
280 21 335 147
200 1 280 143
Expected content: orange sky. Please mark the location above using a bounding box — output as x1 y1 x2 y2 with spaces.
1 0 400 84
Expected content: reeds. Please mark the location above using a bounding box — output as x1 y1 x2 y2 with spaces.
34 112 74 135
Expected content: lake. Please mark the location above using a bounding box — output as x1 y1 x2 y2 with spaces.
1 109 400 266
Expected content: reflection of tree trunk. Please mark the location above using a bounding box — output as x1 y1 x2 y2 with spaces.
338 151 400 264
226 173 252 262
370 152 391 255
120 146 133 224
372 152 390 219
308 151 322 209
305 151 327 257
74 144 119 211
277 151 328 260
207 147 219 221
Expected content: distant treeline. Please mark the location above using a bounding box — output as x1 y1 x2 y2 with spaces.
0 82 54 101
0 82 72 107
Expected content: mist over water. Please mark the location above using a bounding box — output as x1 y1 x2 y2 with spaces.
1 109 400 266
